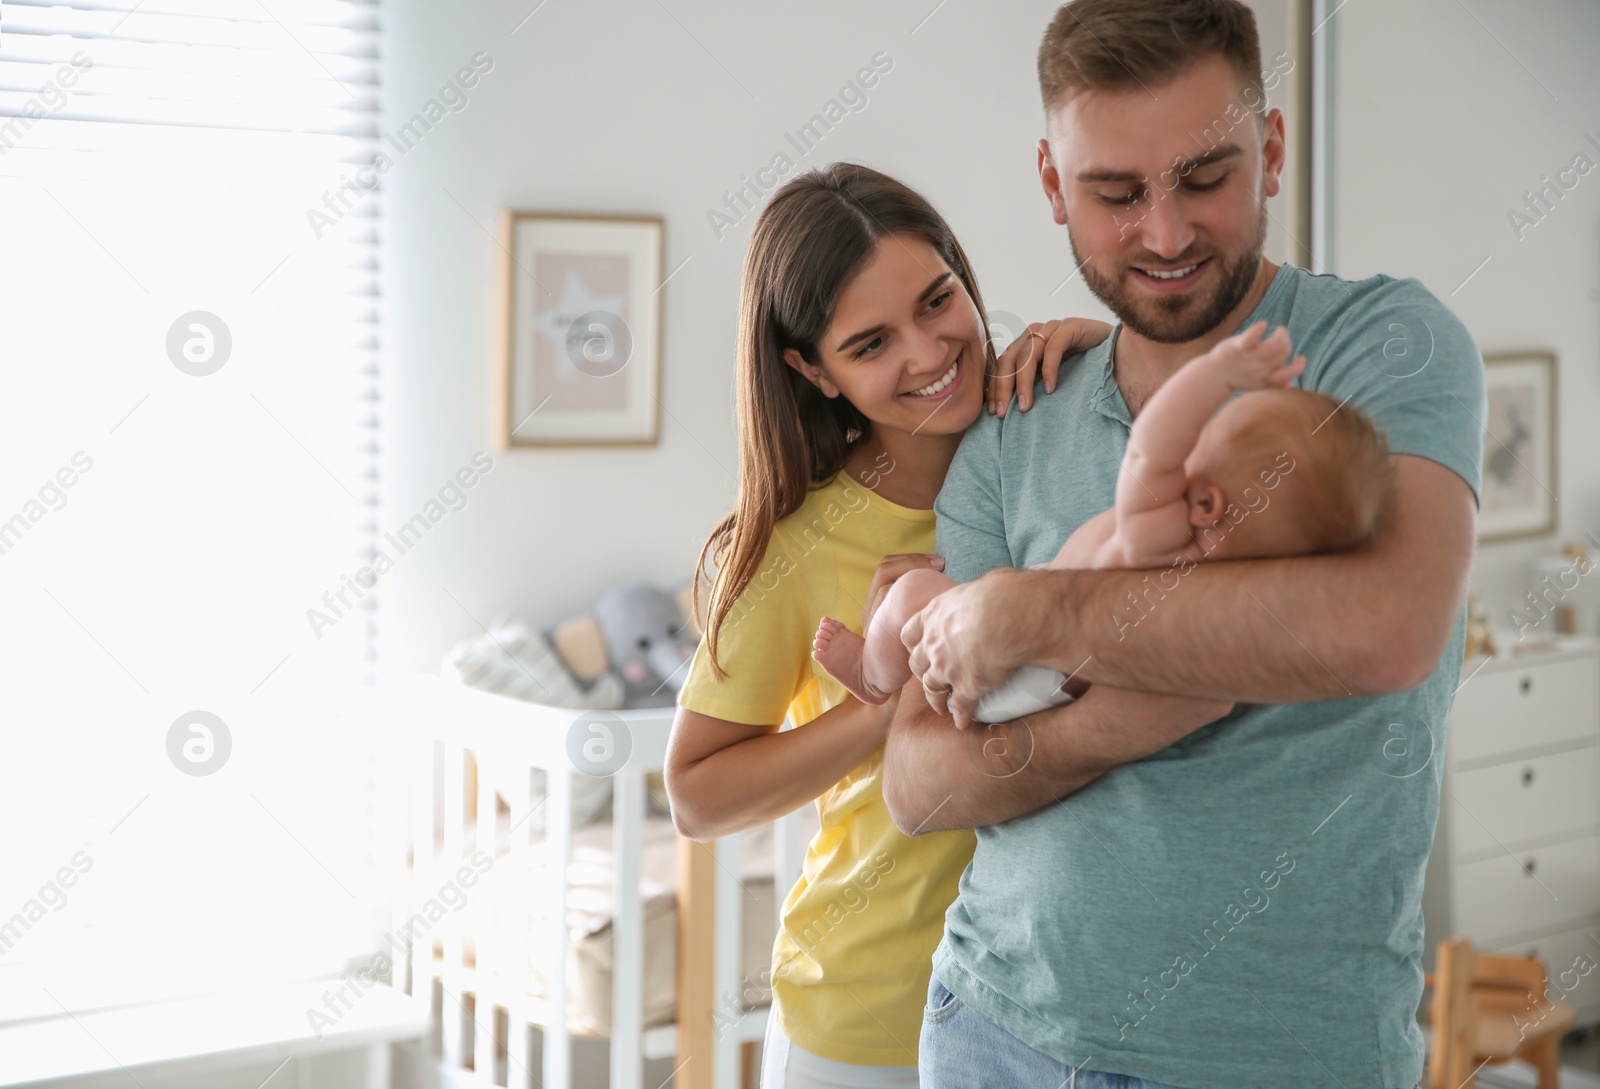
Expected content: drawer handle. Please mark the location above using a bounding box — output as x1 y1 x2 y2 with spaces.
1519 676 1533 694
1521 767 1535 787
1522 857 1537 877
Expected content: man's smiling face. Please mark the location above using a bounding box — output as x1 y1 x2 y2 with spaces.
1038 53 1286 345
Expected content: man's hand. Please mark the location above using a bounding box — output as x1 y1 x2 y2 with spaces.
901 566 1046 732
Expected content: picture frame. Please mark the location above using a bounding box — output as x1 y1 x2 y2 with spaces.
495 212 663 448
1478 352 1558 543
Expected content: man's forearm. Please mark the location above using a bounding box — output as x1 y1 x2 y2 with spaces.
1018 548 1444 703
1017 554 1383 703
881 678 1231 834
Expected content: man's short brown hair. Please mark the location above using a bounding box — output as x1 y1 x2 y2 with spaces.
1038 0 1265 117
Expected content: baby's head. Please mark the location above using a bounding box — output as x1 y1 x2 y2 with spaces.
1183 388 1394 561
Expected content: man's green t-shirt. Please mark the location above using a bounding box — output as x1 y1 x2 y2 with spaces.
930 263 1486 1089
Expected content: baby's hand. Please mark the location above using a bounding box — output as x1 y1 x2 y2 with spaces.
1213 320 1306 392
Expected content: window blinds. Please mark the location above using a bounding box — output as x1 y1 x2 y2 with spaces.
0 0 390 1019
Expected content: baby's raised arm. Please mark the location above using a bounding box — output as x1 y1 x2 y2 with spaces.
1112 322 1304 550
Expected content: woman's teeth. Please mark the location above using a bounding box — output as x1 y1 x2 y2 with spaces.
907 359 959 397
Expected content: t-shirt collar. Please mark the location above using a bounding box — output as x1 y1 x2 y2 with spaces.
1087 263 1295 429
1089 325 1131 428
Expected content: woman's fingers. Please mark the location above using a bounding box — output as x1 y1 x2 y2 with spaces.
995 318 1113 414
986 351 1014 417
1012 327 1043 413
1045 319 1113 394
990 329 1036 416
1040 323 1075 397
995 323 1049 415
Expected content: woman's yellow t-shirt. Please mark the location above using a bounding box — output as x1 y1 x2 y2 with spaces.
676 471 976 1067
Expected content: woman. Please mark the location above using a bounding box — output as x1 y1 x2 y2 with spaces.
664 162 1109 1088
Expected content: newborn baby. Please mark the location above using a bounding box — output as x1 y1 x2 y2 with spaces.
812 320 1394 724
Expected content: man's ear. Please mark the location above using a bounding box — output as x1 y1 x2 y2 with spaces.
1037 138 1069 226
782 346 841 399
1259 106 1286 200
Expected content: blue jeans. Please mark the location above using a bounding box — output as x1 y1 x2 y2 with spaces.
919 971 1421 1089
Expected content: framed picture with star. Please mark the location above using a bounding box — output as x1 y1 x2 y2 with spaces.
495 212 664 448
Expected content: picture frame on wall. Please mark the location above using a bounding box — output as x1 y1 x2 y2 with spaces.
495 212 663 448
1478 351 1558 543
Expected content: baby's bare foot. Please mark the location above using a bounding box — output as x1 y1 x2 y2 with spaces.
812 616 890 706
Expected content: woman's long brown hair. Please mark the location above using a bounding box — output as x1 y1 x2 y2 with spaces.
693 162 995 681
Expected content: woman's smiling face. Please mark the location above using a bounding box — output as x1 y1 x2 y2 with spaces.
783 233 987 438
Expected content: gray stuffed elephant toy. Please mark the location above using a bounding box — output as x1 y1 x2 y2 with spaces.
592 580 701 708
543 576 704 710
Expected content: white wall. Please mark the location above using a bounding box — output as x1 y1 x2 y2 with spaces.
1326 0 1600 633
379 0 1295 672
385 0 1599 664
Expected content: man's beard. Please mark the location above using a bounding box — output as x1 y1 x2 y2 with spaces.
1069 197 1268 345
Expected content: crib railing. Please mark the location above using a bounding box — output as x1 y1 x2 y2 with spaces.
396 670 800 1089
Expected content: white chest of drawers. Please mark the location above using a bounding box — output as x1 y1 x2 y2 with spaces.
1422 638 1600 1025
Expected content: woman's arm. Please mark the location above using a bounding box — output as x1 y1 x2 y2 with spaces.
668 552 945 840
665 693 897 841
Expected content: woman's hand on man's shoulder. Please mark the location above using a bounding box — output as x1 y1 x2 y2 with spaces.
986 317 1112 416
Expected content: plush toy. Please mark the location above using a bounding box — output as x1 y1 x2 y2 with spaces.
557 580 703 709
443 576 705 710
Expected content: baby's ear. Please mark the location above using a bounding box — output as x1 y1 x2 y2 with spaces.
1188 482 1226 527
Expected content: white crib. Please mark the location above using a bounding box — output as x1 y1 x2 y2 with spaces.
394 671 809 1089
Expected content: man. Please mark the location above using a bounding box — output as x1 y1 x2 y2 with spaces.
881 3 1485 1088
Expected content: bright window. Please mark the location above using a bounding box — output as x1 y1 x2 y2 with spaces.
0 0 390 1019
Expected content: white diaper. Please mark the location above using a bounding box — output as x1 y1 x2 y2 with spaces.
974 664 1076 723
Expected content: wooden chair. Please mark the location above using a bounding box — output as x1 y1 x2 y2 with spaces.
1425 936 1574 1089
